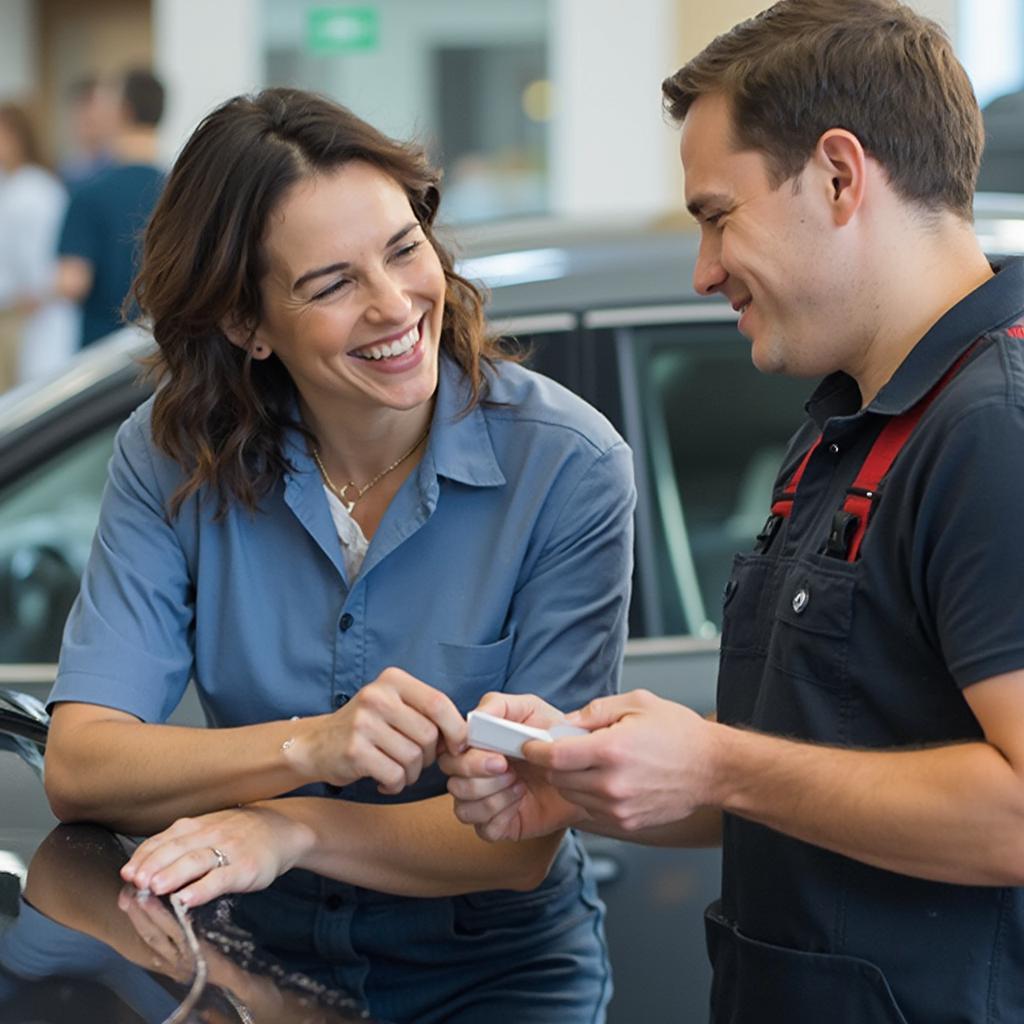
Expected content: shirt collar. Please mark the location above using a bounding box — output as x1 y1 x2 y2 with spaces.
281 350 506 490
807 256 1024 426
425 352 506 488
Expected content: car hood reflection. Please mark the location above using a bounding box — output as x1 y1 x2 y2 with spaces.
0 824 378 1023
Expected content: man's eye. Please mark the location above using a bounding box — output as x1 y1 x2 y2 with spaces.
705 212 725 227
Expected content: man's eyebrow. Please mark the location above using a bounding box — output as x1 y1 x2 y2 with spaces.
686 193 731 219
292 221 420 290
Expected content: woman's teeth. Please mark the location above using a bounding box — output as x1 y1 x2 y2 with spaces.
354 324 420 360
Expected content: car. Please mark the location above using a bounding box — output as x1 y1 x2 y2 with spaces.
1 207 1020 1022
0 693 387 1022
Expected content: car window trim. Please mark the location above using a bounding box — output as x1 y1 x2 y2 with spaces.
585 303 738 329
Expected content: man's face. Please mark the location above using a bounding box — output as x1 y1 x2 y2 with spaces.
680 92 845 379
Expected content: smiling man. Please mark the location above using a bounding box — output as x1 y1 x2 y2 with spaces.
444 1 1024 1020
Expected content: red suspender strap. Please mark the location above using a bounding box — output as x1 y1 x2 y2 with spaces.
833 340 981 562
770 438 821 519
761 319 1023 560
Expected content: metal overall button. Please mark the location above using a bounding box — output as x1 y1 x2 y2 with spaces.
792 587 810 614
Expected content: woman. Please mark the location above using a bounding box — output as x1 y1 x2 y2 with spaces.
44 88 634 1023
0 103 77 388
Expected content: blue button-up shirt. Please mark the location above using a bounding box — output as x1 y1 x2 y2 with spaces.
51 354 635 805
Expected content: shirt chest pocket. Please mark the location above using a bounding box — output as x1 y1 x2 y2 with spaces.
766 557 857 692
435 633 514 713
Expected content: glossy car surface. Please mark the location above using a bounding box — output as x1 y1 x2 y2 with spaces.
0 695 383 1023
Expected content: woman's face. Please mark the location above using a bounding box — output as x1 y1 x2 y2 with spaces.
249 161 447 417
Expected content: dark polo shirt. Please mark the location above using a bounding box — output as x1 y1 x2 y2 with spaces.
776 255 1024 709
710 256 1024 1022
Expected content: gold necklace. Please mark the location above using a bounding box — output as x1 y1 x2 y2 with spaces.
312 428 429 513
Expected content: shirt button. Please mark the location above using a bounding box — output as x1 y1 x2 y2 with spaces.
332 693 349 710
828 442 840 455
792 587 810 614
324 894 344 912
338 613 354 631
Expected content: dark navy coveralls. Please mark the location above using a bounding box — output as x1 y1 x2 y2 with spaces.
709 258 1024 1023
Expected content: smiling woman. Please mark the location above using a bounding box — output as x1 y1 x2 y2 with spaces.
40 88 634 1024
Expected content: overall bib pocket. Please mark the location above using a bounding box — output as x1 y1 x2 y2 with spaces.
766 556 857 692
705 904 909 1024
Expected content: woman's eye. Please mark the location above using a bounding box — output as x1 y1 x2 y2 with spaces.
393 241 422 261
312 279 350 301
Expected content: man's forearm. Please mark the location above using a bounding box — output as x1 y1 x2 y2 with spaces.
708 724 1024 885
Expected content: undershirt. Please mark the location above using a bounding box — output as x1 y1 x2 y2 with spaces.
323 485 370 581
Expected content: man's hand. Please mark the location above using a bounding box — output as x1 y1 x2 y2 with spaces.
524 689 718 833
441 692 586 841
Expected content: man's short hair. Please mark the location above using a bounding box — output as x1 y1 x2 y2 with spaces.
662 0 982 219
120 68 165 127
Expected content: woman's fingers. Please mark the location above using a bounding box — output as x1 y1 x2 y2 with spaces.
368 668 467 754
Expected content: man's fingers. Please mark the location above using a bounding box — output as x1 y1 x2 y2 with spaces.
565 692 644 729
521 733 600 772
439 746 508 780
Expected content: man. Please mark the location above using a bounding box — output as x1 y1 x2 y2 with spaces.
58 76 118 193
56 69 165 348
442 1 1024 1020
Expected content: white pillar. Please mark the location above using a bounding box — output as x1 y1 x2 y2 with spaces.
152 0 263 164
550 0 680 220
0 0 38 100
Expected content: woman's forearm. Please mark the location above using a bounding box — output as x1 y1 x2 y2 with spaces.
280 794 565 897
45 707 319 834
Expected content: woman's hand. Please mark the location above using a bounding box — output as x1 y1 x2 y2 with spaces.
120 803 316 908
290 667 467 795
440 693 587 842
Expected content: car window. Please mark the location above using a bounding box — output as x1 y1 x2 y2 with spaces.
629 322 810 636
0 424 120 664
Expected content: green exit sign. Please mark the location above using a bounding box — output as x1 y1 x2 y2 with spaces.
307 7 379 55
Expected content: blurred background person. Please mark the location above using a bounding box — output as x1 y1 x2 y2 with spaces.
0 102 77 391
55 68 165 350
58 75 118 194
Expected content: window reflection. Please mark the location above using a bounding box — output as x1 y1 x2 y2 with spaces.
262 0 551 222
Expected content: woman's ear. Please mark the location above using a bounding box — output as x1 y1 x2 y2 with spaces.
222 320 272 360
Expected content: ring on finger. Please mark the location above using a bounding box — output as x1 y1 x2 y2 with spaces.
210 846 230 869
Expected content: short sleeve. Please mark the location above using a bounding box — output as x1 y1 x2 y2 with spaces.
49 409 195 722
920 401 1024 687
502 440 636 711
57 188 101 265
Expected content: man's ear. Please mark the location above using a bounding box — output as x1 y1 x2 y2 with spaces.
813 129 867 227
222 319 272 360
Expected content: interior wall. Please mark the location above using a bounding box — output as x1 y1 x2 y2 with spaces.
37 0 152 164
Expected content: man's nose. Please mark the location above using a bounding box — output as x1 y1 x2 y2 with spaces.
693 238 727 296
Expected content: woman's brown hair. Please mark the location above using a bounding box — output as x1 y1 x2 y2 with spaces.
132 87 504 518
